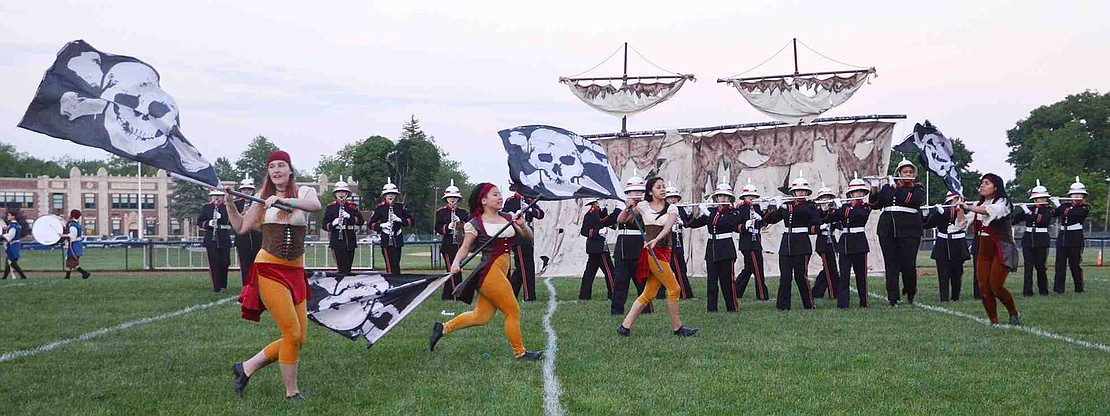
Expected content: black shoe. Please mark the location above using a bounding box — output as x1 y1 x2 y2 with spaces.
1008 313 1022 326
674 326 698 337
81 271 90 279
286 392 305 401
65 273 71 279
516 350 544 361
429 322 444 351
232 362 250 397
616 325 630 337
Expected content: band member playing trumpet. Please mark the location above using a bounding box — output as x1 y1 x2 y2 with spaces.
369 178 414 276
1012 180 1053 296
687 182 741 312
764 174 819 311
869 158 925 306
833 176 872 307
435 180 470 300
664 184 695 300
323 177 365 275
923 192 970 302
734 180 768 301
1052 176 1089 294
579 198 616 300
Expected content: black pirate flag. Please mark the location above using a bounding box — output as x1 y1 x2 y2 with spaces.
894 120 963 196
307 271 448 347
500 125 623 201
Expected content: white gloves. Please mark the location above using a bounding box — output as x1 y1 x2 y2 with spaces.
744 219 756 233
207 219 217 228
888 176 896 186
389 212 402 223
833 199 843 209
332 218 343 226
771 196 783 209
935 205 944 214
819 224 830 231
697 203 709 217
1050 197 1061 207
598 228 608 237
1021 204 1032 215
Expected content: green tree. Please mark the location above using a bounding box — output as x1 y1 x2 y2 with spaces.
1007 91 1109 229
168 179 208 230
315 140 363 180
105 156 158 176
887 137 981 204
351 135 397 204
212 157 237 182
235 135 280 186
394 116 442 233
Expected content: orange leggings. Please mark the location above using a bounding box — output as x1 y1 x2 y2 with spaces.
636 257 681 305
259 277 308 365
443 255 525 356
977 236 1018 324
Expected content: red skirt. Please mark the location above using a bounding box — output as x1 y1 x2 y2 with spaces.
635 247 673 285
239 262 309 322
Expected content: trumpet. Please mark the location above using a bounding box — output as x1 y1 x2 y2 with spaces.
814 196 867 205
862 175 915 181
673 202 733 207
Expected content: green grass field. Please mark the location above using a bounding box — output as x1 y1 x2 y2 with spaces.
1 264 1109 414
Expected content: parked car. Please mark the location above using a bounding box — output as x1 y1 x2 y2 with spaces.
84 236 105 248
358 235 380 244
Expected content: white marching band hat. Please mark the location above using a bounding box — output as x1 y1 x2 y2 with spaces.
443 179 462 200
895 157 916 173
381 177 400 196
333 176 351 194
846 172 869 195
1029 179 1050 199
583 198 601 206
1068 176 1088 195
237 174 255 191
788 171 812 194
815 182 835 199
623 169 646 194
739 178 759 198
712 182 734 199
944 191 961 203
665 184 681 199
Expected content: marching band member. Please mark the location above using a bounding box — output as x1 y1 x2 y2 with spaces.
834 176 872 307
60 210 90 280
734 180 769 301
369 178 414 276
1052 176 1089 294
809 184 841 305
869 158 925 306
764 174 819 311
233 176 263 286
198 189 231 292
435 180 470 300
610 173 653 315
961 173 1020 325
502 185 545 301
578 198 616 300
429 183 543 360
228 150 322 400
1012 180 1053 296
323 177 365 276
665 184 694 299
923 192 970 302
2 210 28 279
616 177 698 337
687 182 741 312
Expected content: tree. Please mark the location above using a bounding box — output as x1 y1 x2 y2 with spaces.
235 135 280 186
393 116 442 233
351 135 397 203
168 179 208 232
213 157 237 182
315 140 364 181
1007 91 1109 229
887 137 981 204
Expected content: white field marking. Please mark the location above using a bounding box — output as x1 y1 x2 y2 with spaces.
0 297 236 363
0 283 30 289
835 276 1110 354
541 276 566 416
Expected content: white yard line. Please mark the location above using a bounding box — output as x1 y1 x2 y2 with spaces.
541 276 566 416
0 297 236 363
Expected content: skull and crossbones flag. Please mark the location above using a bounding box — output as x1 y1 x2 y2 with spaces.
500 125 623 201
306 271 448 347
893 120 963 196
18 40 219 186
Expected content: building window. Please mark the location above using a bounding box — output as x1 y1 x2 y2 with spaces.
51 193 65 211
145 217 156 236
111 217 122 236
84 219 97 236
84 193 97 209
0 192 35 209
111 194 139 209
141 194 155 209
170 218 182 235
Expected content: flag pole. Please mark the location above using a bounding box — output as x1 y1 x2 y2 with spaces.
168 172 293 212
137 162 144 241
629 206 665 273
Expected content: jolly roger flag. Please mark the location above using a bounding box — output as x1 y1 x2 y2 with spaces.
500 125 624 201
893 120 964 196
306 271 448 347
18 40 219 186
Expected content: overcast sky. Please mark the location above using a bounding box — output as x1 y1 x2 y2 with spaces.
2 1 1106 186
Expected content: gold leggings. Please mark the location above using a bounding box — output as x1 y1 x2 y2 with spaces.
259 277 308 365
442 255 525 356
637 257 681 305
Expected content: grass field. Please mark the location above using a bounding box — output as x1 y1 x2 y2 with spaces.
1 264 1109 415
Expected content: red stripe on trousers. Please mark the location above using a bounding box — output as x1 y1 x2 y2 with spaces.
821 253 833 299
516 246 530 299
750 251 766 300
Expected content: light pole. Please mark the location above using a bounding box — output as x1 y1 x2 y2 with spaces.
1104 177 1109 232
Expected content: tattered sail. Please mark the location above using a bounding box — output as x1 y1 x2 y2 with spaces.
724 70 873 124
560 75 694 117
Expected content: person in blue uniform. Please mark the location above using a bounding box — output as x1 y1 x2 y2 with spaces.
369 178 415 276
809 184 841 304
198 189 232 292
2 210 28 279
61 210 91 280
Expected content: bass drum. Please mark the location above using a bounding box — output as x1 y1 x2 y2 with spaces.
31 214 66 245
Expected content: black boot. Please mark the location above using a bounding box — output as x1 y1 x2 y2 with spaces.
12 262 26 279
78 268 90 279
2 263 9 279
428 322 444 351
231 362 251 396
65 271 72 279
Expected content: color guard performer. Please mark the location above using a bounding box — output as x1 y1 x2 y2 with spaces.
502 186 545 301
665 184 694 299
764 174 819 311
369 178 414 276
233 176 263 285
734 180 769 301
323 177 365 275
869 158 925 306
923 192 970 302
962 173 1020 325
1012 180 1053 296
610 173 652 315
435 180 470 300
809 184 841 304
833 175 872 307
687 182 741 312
1052 176 1089 294
198 189 232 292
578 198 616 300
2 210 28 279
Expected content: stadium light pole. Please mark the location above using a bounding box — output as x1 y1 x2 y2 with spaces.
1104 176 1109 232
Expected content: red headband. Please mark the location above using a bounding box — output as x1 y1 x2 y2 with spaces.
266 150 291 165
470 183 496 213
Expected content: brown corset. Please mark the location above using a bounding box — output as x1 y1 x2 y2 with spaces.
644 225 670 249
261 223 307 260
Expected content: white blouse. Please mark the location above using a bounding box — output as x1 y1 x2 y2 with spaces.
263 186 315 226
973 197 1011 228
464 220 517 238
636 201 678 227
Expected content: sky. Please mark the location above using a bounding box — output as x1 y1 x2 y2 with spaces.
1 0 1107 185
